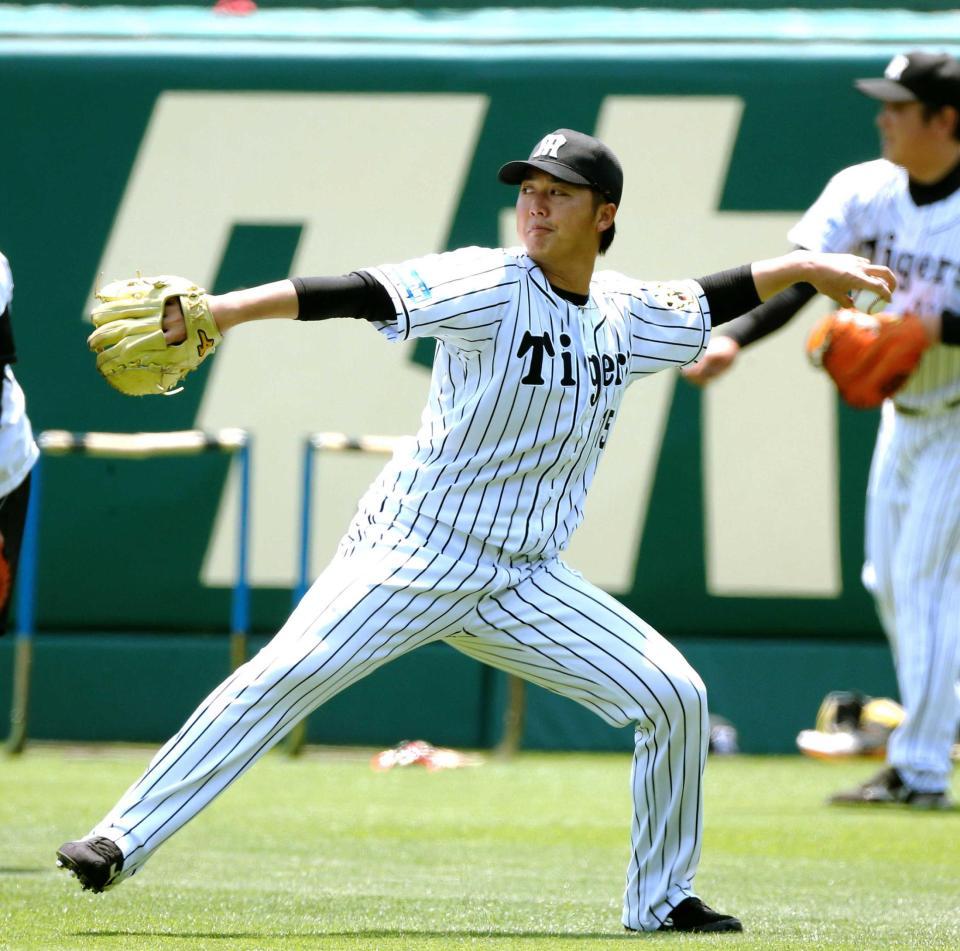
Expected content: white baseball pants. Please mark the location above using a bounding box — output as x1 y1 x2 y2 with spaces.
863 401 960 792
91 514 708 931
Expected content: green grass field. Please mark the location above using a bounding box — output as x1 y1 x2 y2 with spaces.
1 746 957 950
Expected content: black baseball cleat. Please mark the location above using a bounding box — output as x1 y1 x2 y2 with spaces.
658 898 743 933
828 767 954 810
56 836 124 893
627 897 743 934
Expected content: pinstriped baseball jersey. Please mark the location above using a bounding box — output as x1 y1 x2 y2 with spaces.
362 246 710 557
789 159 960 411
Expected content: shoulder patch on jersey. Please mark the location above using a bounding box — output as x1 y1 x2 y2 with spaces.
384 264 432 304
648 282 698 311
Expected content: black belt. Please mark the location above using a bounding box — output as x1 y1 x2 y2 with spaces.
894 392 960 416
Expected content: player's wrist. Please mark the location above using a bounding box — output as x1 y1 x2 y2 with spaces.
751 251 809 301
781 249 820 288
212 280 300 331
206 286 290 332
206 294 239 334
754 249 827 300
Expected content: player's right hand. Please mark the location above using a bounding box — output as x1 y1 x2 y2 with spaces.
681 335 741 386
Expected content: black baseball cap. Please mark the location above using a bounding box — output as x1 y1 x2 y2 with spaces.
855 51 960 109
498 129 623 206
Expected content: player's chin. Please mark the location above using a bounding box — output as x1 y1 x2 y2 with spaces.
522 233 554 259
524 227 554 244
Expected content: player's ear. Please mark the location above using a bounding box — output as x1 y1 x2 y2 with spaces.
927 103 960 139
942 105 960 140
596 202 616 235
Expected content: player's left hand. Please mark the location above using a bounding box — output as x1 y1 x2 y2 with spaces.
681 335 741 386
754 251 897 308
799 251 897 309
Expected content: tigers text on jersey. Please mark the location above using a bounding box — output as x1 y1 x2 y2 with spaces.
789 159 960 411
362 246 710 559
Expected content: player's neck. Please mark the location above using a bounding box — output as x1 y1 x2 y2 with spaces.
533 258 595 298
903 144 960 185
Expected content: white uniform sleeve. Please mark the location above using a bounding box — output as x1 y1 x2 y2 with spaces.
0 253 13 313
0 254 38 495
598 274 711 379
787 162 887 254
362 247 520 349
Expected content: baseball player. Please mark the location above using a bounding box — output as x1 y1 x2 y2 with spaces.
57 129 894 933
0 252 39 635
684 52 960 810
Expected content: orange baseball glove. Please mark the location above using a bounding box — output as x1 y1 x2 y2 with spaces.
805 309 929 409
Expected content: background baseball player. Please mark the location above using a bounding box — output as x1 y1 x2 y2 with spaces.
0 251 39 635
57 129 894 933
684 51 960 809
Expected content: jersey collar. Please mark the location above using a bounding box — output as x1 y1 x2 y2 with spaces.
520 253 591 309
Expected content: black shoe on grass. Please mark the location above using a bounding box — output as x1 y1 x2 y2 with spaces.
829 767 954 810
658 898 743 933
56 836 124 893
626 897 743 934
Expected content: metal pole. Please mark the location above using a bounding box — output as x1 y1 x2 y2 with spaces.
284 438 315 757
6 460 41 755
230 439 251 672
295 437 314 606
495 674 527 759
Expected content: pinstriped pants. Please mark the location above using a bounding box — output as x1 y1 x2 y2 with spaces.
863 401 960 792
92 513 709 932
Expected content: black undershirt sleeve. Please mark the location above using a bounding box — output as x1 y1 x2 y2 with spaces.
695 263 817 345
292 271 394 323
719 283 818 347
0 306 17 364
694 265 762 326
941 309 960 346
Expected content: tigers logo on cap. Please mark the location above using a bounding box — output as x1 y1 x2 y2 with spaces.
884 54 910 82
531 134 567 160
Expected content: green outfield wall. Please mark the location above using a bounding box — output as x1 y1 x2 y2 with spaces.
0 7 949 750
0 634 898 753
